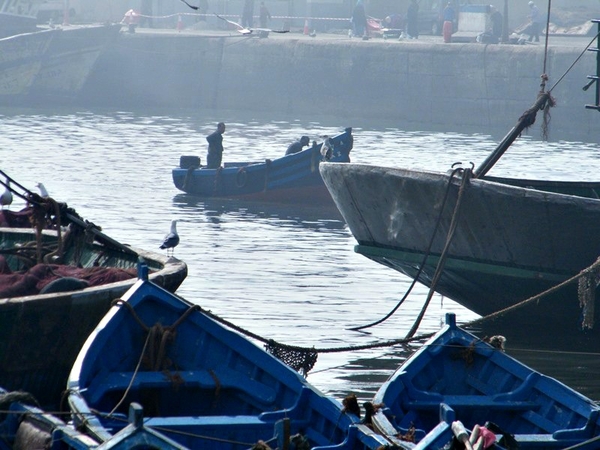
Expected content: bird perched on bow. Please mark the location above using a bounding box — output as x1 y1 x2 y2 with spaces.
160 220 180 256
1 182 13 209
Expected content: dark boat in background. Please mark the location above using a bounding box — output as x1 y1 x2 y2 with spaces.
172 128 353 204
67 263 391 450
28 23 122 102
0 0 39 38
372 313 600 449
0 29 55 100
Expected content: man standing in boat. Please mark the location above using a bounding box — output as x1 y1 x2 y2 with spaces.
206 122 226 169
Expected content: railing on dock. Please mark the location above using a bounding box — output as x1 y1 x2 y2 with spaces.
585 19 600 111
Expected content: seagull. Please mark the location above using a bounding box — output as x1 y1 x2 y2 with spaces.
36 182 49 198
1 182 13 209
160 220 180 256
214 14 289 36
179 0 199 10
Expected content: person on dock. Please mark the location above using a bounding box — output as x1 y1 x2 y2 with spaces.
442 2 455 43
241 0 254 28
527 1 544 43
259 2 271 28
350 0 367 38
206 122 226 169
285 135 310 155
406 0 419 39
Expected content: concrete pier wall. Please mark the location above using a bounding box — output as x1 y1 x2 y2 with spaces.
84 33 599 140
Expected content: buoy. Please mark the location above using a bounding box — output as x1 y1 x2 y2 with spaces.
303 19 309 35
177 14 184 31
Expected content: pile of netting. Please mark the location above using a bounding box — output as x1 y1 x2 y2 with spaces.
0 261 137 297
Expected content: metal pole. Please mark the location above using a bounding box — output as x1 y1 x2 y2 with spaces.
502 0 508 43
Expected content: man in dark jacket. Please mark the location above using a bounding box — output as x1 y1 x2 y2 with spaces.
285 135 310 155
206 122 226 169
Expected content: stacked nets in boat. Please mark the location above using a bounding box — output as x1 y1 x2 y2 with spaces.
0 261 137 297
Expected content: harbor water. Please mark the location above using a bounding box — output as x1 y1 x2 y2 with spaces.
2 106 600 403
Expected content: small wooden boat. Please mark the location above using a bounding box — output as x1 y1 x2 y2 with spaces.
66 263 391 450
172 128 353 204
0 387 187 449
0 173 188 411
372 313 600 449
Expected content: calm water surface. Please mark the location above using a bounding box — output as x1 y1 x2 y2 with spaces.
2 107 600 402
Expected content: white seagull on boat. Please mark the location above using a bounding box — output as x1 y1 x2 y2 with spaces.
1 182 13 209
160 220 180 256
36 182 49 198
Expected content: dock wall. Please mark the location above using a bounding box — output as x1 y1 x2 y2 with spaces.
84 33 599 139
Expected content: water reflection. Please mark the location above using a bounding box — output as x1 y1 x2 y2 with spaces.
172 194 346 231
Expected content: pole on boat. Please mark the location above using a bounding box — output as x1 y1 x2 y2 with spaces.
473 92 553 179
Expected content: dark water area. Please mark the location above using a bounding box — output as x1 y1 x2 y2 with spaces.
2 106 600 403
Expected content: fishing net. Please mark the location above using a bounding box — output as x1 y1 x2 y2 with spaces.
264 340 318 375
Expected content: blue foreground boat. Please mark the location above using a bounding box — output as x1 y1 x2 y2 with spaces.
372 313 600 449
66 262 391 449
172 128 353 204
0 388 185 449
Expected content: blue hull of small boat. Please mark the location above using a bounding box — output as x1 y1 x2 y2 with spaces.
67 263 388 449
372 313 600 449
172 129 353 204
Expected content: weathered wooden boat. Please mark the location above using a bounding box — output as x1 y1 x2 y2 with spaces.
0 174 188 411
27 24 122 102
320 25 600 351
0 227 187 411
0 387 187 449
66 263 392 450
0 29 55 101
320 159 600 349
172 128 353 204
372 313 600 449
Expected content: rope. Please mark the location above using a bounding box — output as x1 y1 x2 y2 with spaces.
463 256 600 330
349 165 465 332
405 167 472 339
108 331 152 416
548 29 600 94
109 253 600 377
199 305 434 354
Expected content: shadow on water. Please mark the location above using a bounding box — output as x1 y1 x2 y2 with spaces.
172 194 347 231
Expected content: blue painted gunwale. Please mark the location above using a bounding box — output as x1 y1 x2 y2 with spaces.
172 128 353 204
0 388 186 449
67 263 389 449
372 313 600 449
